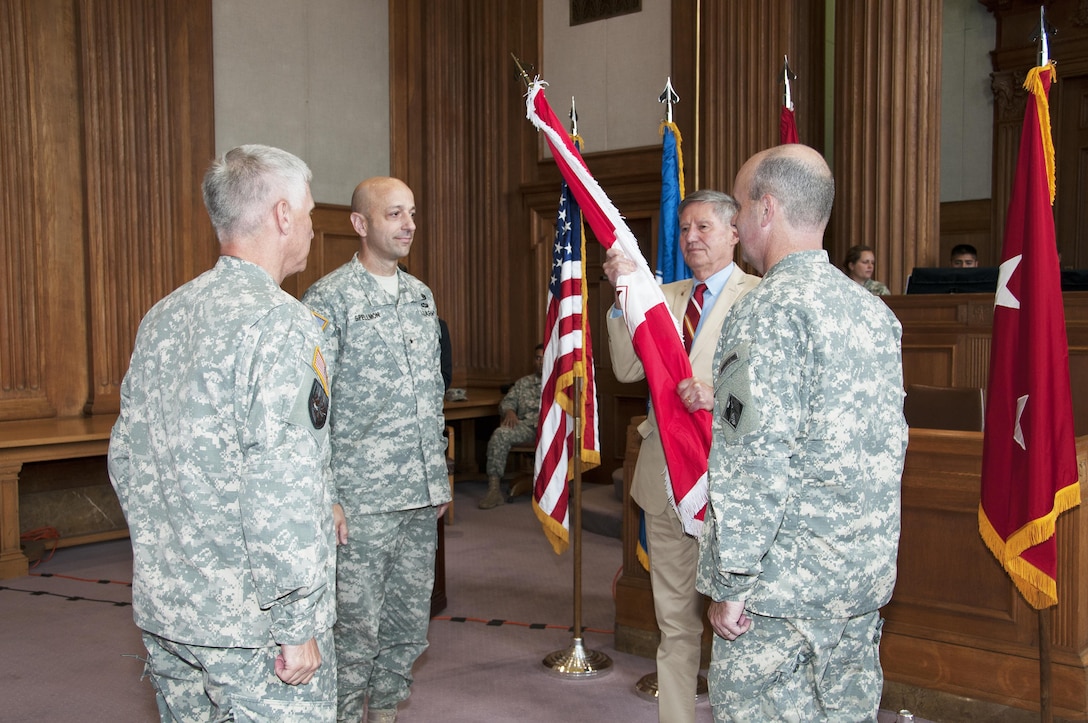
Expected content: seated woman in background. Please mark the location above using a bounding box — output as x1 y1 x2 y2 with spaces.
844 244 891 296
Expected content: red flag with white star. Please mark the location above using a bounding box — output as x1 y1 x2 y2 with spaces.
979 64 1080 609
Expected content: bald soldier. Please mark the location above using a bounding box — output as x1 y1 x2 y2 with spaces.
303 177 450 723
682 145 907 721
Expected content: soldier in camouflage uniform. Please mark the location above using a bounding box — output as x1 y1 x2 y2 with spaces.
108 145 338 722
302 177 450 723
479 344 544 509
680 145 908 722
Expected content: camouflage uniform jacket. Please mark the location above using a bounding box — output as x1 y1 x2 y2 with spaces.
499 373 542 426
302 254 450 514
108 256 336 648
863 277 891 296
697 250 907 618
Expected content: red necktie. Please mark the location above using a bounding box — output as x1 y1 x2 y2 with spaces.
682 282 707 353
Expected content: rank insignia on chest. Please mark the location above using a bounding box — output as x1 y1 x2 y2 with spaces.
309 379 329 429
723 393 744 430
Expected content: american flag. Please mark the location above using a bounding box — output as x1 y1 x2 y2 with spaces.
533 151 601 555
526 79 710 539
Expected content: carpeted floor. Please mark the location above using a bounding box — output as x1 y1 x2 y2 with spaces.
0 478 917 722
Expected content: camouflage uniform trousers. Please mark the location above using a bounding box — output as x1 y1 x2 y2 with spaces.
141 628 336 722
708 610 884 723
485 421 536 479
335 505 437 720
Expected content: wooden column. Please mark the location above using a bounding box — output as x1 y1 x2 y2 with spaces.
390 0 538 387
80 0 216 415
983 0 1088 270
0 0 215 422
696 0 826 193
832 0 942 293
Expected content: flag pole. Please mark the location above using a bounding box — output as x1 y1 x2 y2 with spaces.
1036 12 1054 722
693 0 702 189
542 376 612 678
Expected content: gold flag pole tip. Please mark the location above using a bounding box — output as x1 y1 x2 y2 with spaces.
541 637 613 679
511 53 533 88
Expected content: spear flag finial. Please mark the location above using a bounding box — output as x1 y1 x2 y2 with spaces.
658 77 679 123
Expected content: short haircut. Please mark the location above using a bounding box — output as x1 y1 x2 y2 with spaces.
748 149 834 230
950 243 977 258
202 144 312 241
679 189 739 225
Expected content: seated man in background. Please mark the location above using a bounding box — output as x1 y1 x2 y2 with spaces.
480 344 544 509
950 243 979 267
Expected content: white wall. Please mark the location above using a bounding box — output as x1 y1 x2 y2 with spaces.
212 0 389 206
941 0 995 202
542 0 672 153
211 1 994 205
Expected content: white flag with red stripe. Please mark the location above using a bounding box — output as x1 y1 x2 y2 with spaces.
525 80 711 537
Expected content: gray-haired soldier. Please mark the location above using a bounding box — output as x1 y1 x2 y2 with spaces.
108 144 337 721
680 144 907 722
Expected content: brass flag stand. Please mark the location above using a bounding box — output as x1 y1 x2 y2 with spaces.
542 377 612 679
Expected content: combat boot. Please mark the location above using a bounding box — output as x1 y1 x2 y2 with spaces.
478 475 505 509
367 708 397 723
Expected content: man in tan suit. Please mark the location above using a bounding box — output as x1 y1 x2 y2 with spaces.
605 189 758 723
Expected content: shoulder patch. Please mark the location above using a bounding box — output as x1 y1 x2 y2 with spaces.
311 310 329 332
714 341 757 440
308 379 329 429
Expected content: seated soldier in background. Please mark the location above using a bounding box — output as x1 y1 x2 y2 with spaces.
950 243 979 267
479 344 544 509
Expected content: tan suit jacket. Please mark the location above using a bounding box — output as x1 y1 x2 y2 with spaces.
607 268 759 516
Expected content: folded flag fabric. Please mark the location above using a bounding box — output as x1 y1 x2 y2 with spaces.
525 80 711 537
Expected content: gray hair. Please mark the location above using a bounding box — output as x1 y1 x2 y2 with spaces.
748 150 834 230
202 144 312 240
679 189 740 225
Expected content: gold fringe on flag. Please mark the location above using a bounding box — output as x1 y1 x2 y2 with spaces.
978 480 1081 608
1024 63 1057 205
534 498 570 555
658 120 686 199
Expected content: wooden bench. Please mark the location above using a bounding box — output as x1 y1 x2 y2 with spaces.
0 414 120 579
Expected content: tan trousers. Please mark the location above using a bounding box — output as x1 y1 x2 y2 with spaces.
646 504 704 723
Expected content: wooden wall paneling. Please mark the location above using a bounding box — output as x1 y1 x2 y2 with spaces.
990 68 1028 265
939 199 993 266
900 343 957 388
1055 73 1088 270
80 0 216 415
985 0 1088 272
832 0 942 293
0 1 64 421
419 2 468 367
390 0 540 389
698 1 801 194
282 204 358 300
885 292 1088 436
882 431 1088 718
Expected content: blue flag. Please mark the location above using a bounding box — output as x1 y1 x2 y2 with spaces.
654 121 690 284
640 120 690 571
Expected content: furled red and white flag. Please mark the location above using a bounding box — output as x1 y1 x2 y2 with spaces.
979 63 1080 609
526 80 711 537
533 134 602 555
780 56 799 144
